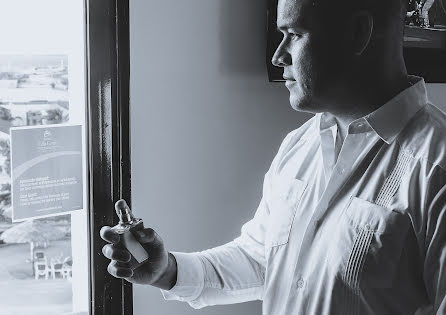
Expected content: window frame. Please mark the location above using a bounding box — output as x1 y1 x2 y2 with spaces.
86 0 132 314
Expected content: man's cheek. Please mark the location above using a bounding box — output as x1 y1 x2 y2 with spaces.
296 54 314 90
293 48 313 81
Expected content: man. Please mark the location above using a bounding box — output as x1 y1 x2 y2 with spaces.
101 0 446 313
421 0 435 27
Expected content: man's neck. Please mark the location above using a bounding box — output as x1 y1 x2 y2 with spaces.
327 75 412 145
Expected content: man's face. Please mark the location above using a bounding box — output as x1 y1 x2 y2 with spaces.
272 0 350 113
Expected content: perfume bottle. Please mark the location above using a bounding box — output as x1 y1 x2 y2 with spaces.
111 199 150 270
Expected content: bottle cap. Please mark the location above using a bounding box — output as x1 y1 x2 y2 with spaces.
115 199 135 225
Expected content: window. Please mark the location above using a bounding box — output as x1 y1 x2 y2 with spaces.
0 0 132 314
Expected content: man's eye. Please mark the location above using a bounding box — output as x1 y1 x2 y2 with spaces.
289 33 301 39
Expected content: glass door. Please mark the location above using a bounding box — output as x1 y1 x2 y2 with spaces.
0 0 132 314
0 1 88 314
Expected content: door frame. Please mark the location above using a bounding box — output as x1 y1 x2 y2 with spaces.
86 0 132 314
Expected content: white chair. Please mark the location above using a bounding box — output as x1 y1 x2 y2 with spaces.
51 262 64 279
34 251 46 261
62 256 72 265
62 264 72 279
34 260 50 280
61 256 73 278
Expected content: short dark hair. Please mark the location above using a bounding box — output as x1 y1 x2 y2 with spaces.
315 0 407 33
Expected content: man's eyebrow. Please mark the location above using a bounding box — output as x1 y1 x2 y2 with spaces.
276 23 308 33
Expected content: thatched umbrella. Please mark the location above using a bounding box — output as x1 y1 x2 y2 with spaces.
0 219 66 261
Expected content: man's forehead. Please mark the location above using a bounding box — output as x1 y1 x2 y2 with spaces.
277 0 317 28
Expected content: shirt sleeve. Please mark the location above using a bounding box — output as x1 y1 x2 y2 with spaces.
159 128 302 309
160 186 271 309
416 166 446 314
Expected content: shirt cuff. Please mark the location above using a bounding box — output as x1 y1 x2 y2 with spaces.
160 251 204 302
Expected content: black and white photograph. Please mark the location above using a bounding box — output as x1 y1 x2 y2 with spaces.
1 1 446 315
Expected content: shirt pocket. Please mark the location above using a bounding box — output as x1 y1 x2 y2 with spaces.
326 196 410 289
266 178 307 248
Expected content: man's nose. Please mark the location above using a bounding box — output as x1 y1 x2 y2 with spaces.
271 44 291 67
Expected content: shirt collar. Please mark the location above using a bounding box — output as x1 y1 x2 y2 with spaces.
319 112 337 131
364 75 428 144
318 75 428 144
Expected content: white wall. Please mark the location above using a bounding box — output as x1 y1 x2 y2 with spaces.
129 1 445 315
130 1 309 314
427 85 446 108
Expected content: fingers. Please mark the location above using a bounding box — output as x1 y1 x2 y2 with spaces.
101 225 163 282
102 244 131 263
107 260 133 279
100 226 120 244
102 233 133 279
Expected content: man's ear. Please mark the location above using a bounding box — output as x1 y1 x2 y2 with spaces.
351 10 374 56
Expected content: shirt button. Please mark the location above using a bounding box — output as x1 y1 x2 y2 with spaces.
297 278 305 289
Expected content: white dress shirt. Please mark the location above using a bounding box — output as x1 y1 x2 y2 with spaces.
161 76 446 315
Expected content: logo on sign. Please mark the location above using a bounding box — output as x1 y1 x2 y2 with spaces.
38 129 57 151
43 129 52 140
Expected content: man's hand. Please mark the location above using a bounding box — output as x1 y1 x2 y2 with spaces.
100 225 178 290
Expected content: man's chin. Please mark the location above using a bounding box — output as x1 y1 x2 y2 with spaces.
289 94 316 113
